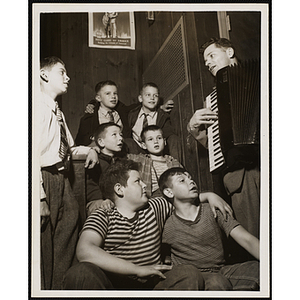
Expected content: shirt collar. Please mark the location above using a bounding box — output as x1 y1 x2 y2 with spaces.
174 204 202 224
99 105 115 116
41 92 56 112
98 151 115 163
139 108 157 119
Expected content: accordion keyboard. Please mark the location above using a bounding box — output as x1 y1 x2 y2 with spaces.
206 89 225 173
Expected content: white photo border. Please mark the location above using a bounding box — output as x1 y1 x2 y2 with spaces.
32 3 270 298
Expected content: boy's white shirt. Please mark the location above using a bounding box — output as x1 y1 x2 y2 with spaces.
38 91 91 199
98 105 123 128
132 108 158 147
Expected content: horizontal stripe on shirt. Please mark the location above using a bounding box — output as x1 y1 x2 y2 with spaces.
82 197 172 266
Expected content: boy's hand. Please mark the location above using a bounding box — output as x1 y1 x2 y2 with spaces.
85 104 95 114
84 148 99 169
86 199 115 216
163 255 172 266
155 263 173 271
41 200 50 228
136 264 172 279
199 192 233 220
100 199 115 210
160 99 174 113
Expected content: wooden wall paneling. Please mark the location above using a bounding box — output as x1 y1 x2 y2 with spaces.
60 13 85 138
145 14 161 67
136 12 152 74
175 86 201 185
130 11 162 100
136 11 179 75
111 49 139 105
134 13 146 94
40 13 64 111
73 13 87 139
155 12 177 54
157 11 185 107
92 48 108 90
106 50 121 82
81 14 96 113
134 12 150 79
227 12 261 61
194 12 219 98
40 13 61 59
127 50 140 105
177 12 203 188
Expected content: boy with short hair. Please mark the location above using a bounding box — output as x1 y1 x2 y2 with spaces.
63 160 204 290
127 82 182 162
158 167 260 291
39 56 98 289
85 122 126 216
128 124 182 198
75 80 131 146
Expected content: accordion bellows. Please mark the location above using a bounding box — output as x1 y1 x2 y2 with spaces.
207 60 260 173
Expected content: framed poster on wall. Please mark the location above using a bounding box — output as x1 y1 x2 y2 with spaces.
88 11 135 49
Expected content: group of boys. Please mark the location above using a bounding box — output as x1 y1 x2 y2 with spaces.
39 37 260 292
75 80 182 162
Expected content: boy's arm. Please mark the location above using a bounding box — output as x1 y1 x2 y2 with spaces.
86 165 103 201
85 165 115 215
40 173 50 226
77 229 169 278
161 243 172 266
85 99 98 114
160 99 174 113
199 192 233 219
230 225 260 260
71 146 99 169
86 199 114 216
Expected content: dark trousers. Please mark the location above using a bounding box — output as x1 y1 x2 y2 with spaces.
224 166 260 239
63 262 204 290
41 167 79 290
201 261 259 290
220 261 260 290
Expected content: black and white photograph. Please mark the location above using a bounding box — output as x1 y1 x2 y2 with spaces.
29 2 271 298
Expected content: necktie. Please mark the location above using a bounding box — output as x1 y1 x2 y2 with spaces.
107 110 114 122
55 102 70 167
142 113 149 129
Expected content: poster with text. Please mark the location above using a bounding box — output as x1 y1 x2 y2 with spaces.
89 12 135 49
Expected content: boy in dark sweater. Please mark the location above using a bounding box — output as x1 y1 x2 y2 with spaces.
85 122 126 216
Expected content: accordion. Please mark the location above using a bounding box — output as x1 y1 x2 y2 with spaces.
206 60 260 173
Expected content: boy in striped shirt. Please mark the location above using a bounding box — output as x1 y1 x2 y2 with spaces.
63 159 204 290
